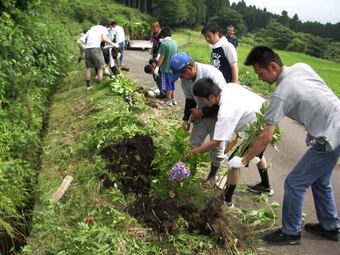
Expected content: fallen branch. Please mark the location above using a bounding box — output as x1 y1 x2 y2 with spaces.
52 175 73 201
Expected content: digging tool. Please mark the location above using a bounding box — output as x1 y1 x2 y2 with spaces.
224 134 239 154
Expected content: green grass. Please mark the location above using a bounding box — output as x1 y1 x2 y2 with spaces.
173 31 340 97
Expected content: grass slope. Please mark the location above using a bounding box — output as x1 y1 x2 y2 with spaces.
21 68 223 254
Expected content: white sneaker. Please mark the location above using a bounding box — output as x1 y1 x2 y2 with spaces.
171 98 177 105
86 86 91 91
154 88 160 95
150 85 158 91
147 90 155 97
223 201 242 214
160 99 173 107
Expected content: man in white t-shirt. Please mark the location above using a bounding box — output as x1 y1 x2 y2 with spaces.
190 77 273 212
85 19 114 90
110 21 125 65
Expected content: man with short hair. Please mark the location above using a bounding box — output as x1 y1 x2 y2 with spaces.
85 19 114 90
226 25 238 52
153 27 178 106
201 22 238 83
110 21 125 65
190 77 273 213
229 46 340 245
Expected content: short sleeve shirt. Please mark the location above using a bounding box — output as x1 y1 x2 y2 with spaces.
214 83 265 142
158 38 179 73
86 25 108 48
210 36 238 83
181 63 227 108
265 63 340 149
112 25 125 44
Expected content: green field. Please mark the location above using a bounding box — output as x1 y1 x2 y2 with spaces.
174 31 340 97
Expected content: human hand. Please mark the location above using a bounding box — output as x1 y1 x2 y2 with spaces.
305 133 316 147
182 121 190 131
153 66 159 77
190 108 203 119
228 156 246 169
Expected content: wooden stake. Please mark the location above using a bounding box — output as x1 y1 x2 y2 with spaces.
52 175 73 201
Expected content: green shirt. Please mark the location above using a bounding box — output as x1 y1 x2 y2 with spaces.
158 39 178 73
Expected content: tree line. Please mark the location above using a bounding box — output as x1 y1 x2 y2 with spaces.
119 0 340 62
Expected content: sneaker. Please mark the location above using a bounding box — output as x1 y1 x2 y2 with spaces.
86 86 91 91
171 98 177 105
305 223 339 241
263 229 301 245
223 201 242 214
160 99 173 107
247 183 274 196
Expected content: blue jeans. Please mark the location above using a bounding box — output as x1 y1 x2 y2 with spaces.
282 142 340 235
118 41 125 66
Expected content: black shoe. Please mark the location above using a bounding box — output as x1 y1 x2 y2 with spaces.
305 223 339 241
247 183 274 196
155 94 166 99
263 229 301 245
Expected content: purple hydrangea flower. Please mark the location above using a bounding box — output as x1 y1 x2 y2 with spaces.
169 161 190 182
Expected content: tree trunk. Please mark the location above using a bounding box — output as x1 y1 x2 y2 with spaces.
143 0 147 13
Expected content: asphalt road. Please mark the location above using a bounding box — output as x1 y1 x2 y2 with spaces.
124 49 340 255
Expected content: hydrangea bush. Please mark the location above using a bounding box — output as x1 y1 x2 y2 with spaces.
169 161 190 182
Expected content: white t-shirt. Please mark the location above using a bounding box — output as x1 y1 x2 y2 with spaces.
86 25 108 48
213 83 265 141
79 33 87 44
112 25 125 44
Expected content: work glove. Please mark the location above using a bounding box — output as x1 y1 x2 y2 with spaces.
154 66 159 77
305 133 316 147
228 156 246 169
112 42 119 48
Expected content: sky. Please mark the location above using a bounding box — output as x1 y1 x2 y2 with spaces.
230 0 340 24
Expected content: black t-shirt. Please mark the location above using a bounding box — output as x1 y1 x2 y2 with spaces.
226 35 238 49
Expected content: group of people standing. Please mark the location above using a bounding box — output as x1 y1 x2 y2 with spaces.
150 21 340 245
77 19 126 90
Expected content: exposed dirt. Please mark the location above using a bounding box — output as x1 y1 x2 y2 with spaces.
100 135 248 251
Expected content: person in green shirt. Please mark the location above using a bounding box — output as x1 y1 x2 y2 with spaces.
153 27 179 106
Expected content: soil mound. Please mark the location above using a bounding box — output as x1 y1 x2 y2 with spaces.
100 135 248 250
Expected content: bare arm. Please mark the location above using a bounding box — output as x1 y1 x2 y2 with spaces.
242 125 276 164
191 140 221 154
230 62 238 83
102 34 113 45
